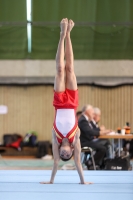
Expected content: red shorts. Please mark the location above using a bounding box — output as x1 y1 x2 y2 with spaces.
53 89 78 109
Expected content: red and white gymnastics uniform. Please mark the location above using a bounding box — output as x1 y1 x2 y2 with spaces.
53 88 79 144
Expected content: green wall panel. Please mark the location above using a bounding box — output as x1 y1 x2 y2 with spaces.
0 0 27 59
31 0 133 59
0 0 133 59
0 0 27 21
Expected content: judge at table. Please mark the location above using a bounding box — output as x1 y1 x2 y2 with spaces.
78 105 111 169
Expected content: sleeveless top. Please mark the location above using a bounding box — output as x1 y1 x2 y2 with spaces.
53 109 78 144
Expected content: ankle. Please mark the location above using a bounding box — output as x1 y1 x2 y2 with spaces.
66 32 70 37
60 32 66 39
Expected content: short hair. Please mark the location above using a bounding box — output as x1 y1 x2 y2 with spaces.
76 111 82 117
94 107 101 115
82 104 93 113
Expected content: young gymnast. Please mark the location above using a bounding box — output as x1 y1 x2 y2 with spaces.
41 18 91 184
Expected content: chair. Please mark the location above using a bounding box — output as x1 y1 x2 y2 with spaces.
81 147 96 170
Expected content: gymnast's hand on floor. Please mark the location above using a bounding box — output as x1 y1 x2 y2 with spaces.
80 182 93 185
40 181 53 184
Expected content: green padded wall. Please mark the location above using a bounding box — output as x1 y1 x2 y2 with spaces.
0 0 27 59
0 0 133 59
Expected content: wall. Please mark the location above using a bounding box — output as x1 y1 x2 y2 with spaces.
0 60 133 77
0 85 133 143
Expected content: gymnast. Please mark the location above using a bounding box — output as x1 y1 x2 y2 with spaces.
41 18 91 184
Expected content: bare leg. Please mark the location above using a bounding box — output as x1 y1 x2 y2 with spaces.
65 20 77 90
54 18 68 92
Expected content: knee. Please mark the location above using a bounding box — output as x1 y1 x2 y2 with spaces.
56 65 64 76
65 65 74 74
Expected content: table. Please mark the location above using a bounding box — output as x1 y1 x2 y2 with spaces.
99 134 133 158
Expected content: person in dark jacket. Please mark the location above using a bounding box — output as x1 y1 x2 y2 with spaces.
78 105 111 169
90 107 112 159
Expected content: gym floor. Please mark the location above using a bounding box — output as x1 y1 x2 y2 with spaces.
0 170 133 200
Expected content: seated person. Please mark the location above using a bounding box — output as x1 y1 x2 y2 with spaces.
78 105 111 169
91 107 112 159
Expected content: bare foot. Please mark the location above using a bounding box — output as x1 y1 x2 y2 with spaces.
60 18 68 37
67 19 75 34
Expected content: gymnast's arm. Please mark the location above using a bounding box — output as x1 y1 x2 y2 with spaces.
73 129 92 184
40 130 60 184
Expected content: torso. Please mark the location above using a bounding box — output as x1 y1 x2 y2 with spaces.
56 109 76 136
53 108 78 144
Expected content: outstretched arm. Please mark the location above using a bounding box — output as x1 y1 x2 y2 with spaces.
40 130 60 184
73 130 92 184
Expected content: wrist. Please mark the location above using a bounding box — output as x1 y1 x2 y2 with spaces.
50 180 53 184
80 178 85 184
80 181 85 184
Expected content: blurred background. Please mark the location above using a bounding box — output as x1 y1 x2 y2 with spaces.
0 0 133 169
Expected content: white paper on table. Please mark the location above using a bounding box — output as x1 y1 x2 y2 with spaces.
107 131 118 135
0 105 8 114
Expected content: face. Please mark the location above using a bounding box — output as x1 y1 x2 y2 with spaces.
85 107 94 120
59 145 72 160
94 113 101 123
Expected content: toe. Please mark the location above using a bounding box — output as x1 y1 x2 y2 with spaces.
65 18 68 23
61 19 64 24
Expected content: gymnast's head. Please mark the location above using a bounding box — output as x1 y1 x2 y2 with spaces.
59 138 74 161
